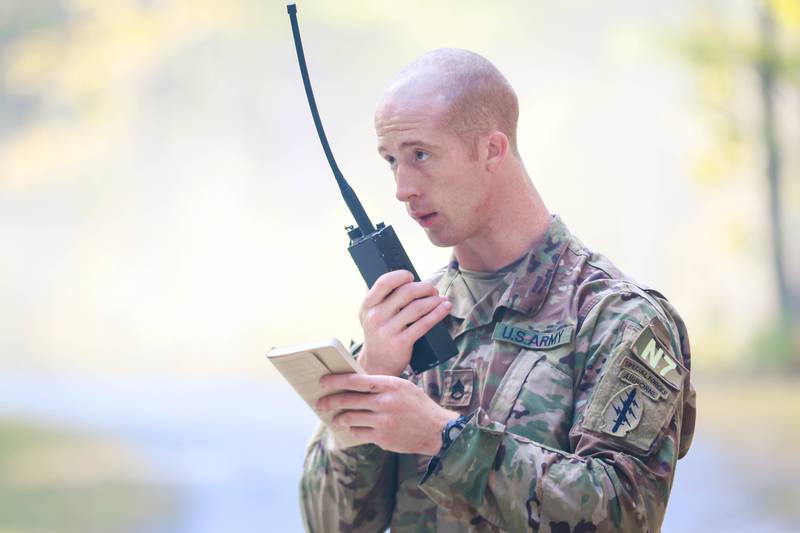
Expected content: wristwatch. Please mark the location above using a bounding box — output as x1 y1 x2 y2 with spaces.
421 413 474 483
441 413 472 451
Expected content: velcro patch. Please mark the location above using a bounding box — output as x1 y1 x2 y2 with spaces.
630 319 683 390
442 368 474 408
581 343 680 454
492 323 574 350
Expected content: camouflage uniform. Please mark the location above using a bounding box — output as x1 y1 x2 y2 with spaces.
300 215 696 532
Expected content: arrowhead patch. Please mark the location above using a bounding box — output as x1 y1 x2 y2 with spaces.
602 385 644 437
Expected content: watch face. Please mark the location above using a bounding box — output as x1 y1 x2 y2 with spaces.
446 420 463 441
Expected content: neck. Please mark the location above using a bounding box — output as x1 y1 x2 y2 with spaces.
453 161 551 272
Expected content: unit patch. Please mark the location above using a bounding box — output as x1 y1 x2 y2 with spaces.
601 385 643 437
442 368 474 408
492 323 574 350
630 320 683 390
619 357 670 401
581 328 683 454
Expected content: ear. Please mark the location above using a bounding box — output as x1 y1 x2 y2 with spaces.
485 131 509 172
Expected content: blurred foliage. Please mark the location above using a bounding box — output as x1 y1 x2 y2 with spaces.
0 0 262 187
673 0 798 199
0 0 795 374
0 418 179 532
749 319 800 371
673 0 800 367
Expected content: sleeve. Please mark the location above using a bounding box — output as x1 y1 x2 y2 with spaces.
298 340 399 532
417 291 695 532
299 423 397 532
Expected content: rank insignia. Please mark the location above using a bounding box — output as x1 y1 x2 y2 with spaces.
442 368 474 408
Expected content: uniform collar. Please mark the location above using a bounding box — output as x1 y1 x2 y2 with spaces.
438 215 571 337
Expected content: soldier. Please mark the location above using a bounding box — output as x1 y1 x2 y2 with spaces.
300 48 696 532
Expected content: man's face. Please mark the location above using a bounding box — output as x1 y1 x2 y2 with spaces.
375 97 490 247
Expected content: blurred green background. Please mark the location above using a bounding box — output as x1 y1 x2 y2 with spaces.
1 0 798 531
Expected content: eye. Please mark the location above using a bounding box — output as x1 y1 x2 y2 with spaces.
385 155 396 166
415 150 429 162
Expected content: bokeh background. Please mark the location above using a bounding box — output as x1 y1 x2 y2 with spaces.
1 0 798 531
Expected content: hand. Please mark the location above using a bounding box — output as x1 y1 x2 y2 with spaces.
357 270 452 377
317 373 460 455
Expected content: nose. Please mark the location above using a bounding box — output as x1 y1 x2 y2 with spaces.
393 164 420 203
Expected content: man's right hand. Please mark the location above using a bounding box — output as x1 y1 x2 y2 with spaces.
357 270 451 377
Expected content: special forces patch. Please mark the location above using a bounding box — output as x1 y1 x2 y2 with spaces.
619 356 670 401
581 322 685 454
442 368 474 408
601 385 643 437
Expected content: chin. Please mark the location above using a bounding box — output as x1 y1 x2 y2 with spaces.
424 228 459 248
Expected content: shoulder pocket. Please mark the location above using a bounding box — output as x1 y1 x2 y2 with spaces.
579 326 683 455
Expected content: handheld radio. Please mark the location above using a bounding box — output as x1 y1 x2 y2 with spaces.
286 4 458 373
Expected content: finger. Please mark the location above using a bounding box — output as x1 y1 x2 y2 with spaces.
381 281 438 319
320 372 396 393
400 300 452 345
332 409 381 429
362 270 414 309
316 391 378 412
387 295 447 333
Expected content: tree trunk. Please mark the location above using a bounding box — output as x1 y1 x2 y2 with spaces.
756 6 791 331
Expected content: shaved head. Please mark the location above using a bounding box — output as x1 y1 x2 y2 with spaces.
378 48 520 158
373 48 548 270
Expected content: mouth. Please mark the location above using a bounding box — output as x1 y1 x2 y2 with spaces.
413 212 438 228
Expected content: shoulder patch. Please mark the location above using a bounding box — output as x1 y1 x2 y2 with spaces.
581 340 680 454
630 318 684 390
619 356 670 401
601 385 643 437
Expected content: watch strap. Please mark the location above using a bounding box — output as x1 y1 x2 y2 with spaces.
421 412 475 484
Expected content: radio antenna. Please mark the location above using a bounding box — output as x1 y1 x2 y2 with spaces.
286 4 375 235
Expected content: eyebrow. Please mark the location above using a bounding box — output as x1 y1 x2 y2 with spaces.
378 140 439 155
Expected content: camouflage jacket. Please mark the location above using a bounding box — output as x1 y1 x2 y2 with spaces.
300 215 696 532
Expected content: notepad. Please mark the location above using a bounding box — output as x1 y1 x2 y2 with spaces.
267 338 367 448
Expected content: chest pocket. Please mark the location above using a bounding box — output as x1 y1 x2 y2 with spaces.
487 347 575 451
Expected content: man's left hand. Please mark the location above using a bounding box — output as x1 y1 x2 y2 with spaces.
317 373 460 456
